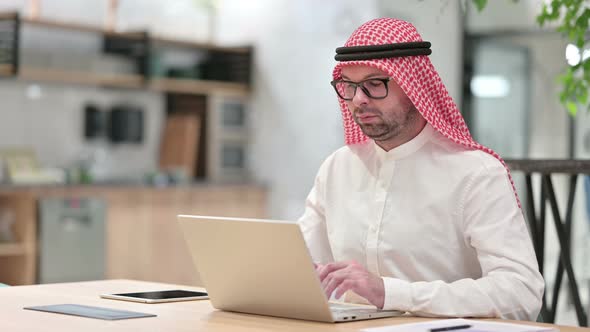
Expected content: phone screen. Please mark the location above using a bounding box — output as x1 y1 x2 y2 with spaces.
112 290 208 300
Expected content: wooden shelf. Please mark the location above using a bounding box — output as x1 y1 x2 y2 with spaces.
0 193 36 285
0 243 27 256
149 78 249 96
1 12 246 50
0 12 252 95
151 36 250 54
0 11 138 39
23 16 111 34
18 67 144 89
1 66 250 95
22 15 143 40
0 12 18 20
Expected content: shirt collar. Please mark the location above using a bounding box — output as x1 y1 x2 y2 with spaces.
373 123 434 161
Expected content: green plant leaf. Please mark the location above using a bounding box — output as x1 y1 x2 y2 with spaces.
537 5 548 25
480 0 590 114
579 88 588 105
559 69 574 85
567 101 578 116
560 91 567 104
471 0 488 12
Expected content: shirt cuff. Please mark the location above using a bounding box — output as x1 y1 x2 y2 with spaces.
382 277 412 312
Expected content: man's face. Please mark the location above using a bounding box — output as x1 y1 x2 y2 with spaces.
340 65 422 145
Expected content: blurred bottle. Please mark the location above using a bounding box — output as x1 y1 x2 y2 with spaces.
105 0 119 31
28 0 40 20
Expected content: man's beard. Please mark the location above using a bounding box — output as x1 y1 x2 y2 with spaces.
358 120 398 141
352 105 417 142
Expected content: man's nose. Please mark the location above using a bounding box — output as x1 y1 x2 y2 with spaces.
351 86 370 107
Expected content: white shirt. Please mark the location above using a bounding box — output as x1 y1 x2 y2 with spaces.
298 124 544 320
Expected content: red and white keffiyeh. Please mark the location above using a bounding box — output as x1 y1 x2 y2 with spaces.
333 18 521 207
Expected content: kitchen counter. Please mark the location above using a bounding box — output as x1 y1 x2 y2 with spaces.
0 183 267 286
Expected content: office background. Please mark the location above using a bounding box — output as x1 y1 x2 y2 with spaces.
0 0 587 327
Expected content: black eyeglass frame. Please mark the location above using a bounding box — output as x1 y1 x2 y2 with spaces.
330 77 393 101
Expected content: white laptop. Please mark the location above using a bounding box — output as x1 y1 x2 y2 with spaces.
177 215 404 323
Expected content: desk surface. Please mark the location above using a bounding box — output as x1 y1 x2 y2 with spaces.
0 280 586 331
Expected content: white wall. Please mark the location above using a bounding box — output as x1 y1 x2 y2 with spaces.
0 0 211 40
466 0 556 33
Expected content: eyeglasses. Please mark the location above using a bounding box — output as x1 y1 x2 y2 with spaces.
330 77 393 101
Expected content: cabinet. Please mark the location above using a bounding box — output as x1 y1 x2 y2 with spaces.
0 185 267 286
37 198 106 283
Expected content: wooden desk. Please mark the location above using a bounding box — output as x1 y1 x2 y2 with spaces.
0 280 586 331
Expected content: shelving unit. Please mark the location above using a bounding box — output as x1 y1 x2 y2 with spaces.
0 11 252 96
19 14 141 36
151 36 251 55
0 12 257 286
0 193 36 285
149 77 249 96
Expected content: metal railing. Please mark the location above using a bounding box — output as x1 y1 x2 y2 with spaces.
506 159 589 326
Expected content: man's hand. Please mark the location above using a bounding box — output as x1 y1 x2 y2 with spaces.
316 260 385 309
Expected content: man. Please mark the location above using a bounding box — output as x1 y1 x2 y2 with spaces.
298 18 544 321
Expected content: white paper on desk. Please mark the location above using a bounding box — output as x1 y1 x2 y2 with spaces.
361 318 558 332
